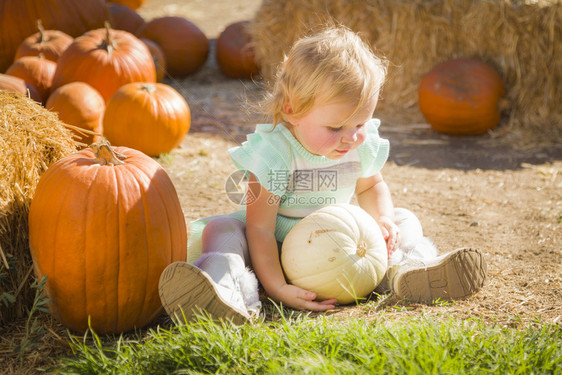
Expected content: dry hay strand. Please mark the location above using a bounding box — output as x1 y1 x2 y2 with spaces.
0 91 78 328
249 0 562 148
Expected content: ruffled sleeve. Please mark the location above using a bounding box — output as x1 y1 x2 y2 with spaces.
356 118 390 177
228 124 292 197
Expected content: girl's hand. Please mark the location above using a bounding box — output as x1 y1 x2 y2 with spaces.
377 215 401 256
275 284 337 311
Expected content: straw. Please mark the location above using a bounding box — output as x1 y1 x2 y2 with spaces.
0 91 77 326
249 0 561 147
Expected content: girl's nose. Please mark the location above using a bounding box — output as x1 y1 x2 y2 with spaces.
341 128 358 144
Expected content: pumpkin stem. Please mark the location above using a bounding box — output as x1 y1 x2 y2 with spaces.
103 21 115 56
89 138 126 165
140 84 157 93
36 20 46 44
356 240 367 257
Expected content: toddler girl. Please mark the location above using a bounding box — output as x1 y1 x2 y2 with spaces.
158 26 487 324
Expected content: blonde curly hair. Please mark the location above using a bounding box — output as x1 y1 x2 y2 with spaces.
259 25 388 127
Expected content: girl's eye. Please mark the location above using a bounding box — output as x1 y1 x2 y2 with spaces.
328 123 364 132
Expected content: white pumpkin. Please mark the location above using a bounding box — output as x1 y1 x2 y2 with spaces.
281 204 388 304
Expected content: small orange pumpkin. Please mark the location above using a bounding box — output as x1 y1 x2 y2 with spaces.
141 38 167 82
14 20 74 63
418 58 505 135
109 0 146 10
51 23 155 103
103 82 190 156
6 55 56 101
216 21 259 79
28 140 187 334
107 3 146 34
0 72 42 103
136 16 209 77
46 82 105 144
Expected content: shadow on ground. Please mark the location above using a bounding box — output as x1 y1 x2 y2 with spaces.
381 126 561 171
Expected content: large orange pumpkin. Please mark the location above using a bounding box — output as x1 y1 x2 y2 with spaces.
14 20 74 63
28 140 187 334
0 0 107 72
103 82 190 156
0 73 42 103
51 24 156 103
215 21 259 79
46 82 105 144
418 58 506 135
6 55 57 101
136 16 209 77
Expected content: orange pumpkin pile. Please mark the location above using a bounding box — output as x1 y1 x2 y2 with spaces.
0 1 218 333
1 0 267 333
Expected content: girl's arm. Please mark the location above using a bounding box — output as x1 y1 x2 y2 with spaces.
245 173 337 311
356 172 400 254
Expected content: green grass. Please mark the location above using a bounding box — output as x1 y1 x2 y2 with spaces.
54 312 561 375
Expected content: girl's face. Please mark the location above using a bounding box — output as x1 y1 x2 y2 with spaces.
286 95 378 160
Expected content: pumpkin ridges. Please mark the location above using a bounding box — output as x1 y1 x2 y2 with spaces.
41 159 94 329
29 161 71 322
132 156 187 265
133 166 171 322
82 163 119 332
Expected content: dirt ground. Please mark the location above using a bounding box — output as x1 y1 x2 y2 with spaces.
1 0 560 372
140 0 561 326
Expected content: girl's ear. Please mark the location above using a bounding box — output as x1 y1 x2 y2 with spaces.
283 101 298 126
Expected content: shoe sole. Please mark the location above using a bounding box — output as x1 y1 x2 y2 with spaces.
158 262 249 325
396 248 487 303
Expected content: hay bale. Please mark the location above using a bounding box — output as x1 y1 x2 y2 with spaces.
249 0 561 147
0 91 77 327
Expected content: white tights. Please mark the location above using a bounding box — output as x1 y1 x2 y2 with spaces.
196 208 438 305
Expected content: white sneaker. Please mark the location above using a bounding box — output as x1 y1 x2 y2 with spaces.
390 248 487 303
158 262 250 324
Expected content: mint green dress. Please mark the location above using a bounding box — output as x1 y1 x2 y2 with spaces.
186 119 389 263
